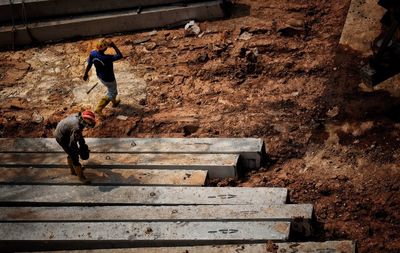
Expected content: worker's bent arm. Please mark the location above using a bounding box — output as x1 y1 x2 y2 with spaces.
110 42 123 61
83 54 94 81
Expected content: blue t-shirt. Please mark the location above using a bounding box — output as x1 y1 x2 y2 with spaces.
87 50 122 82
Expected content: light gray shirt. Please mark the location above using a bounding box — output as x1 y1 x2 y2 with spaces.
54 113 84 147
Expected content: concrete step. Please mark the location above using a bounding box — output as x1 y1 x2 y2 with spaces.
0 153 239 179
1 0 208 23
0 204 311 235
0 167 208 186
36 241 355 253
0 0 225 47
339 0 384 55
0 221 290 250
0 204 312 221
0 137 264 170
0 185 288 205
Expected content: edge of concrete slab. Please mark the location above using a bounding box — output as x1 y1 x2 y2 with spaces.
339 0 385 56
0 167 208 186
2 240 357 253
0 0 225 47
0 185 288 205
0 204 313 221
0 153 239 179
0 0 211 23
0 137 264 171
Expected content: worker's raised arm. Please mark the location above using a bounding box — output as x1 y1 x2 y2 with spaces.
109 41 123 61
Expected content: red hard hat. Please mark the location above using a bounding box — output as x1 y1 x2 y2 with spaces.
82 110 96 127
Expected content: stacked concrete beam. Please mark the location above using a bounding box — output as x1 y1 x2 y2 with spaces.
0 0 205 23
0 184 297 250
0 204 313 221
0 167 208 186
0 185 288 205
0 138 320 251
0 137 264 169
0 0 225 47
0 137 265 178
0 222 290 251
29 241 356 253
0 153 239 178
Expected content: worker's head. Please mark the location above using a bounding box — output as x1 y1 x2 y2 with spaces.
81 110 96 128
95 39 108 52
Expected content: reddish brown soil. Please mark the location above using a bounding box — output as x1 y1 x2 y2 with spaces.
1 0 400 252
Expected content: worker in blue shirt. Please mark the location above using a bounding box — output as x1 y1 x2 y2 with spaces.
83 39 123 117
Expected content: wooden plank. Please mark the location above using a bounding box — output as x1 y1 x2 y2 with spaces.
0 137 263 169
0 153 238 179
0 221 290 243
0 204 312 221
0 185 288 205
339 0 385 56
0 167 207 186
0 0 225 47
36 241 356 253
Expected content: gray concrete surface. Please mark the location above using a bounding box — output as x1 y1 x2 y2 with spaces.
0 137 263 170
36 241 356 253
0 167 208 186
0 204 312 221
0 0 202 23
0 0 225 47
0 185 288 205
339 0 385 56
0 153 239 178
0 221 290 243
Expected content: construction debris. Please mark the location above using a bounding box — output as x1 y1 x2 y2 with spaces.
184 20 202 37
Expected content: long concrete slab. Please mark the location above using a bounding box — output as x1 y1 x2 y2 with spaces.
0 138 264 169
339 0 385 56
0 222 290 247
0 185 288 205
0 0 225 47
0 153 239 178
39 241 356 253
0 167 208 186
0 0 206 23
0 204 312 221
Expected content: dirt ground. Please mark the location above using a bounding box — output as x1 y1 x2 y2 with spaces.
1 0 400 252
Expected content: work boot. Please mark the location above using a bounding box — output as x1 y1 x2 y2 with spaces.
73 164 91 184
95 96 111 118
67 156 76 176
111 97 121 107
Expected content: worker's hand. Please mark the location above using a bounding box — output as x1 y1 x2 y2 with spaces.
83 73 89 81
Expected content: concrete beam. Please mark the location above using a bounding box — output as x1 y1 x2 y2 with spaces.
339 0 385 56
39 241 356 253
0 138 264 170
0 0 225 47
0 204 312 221
0 185 288 205
0 153 239 179
0 167 208 186
0 222 290 248
0 0 207 23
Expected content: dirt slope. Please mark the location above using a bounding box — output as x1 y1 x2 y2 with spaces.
0 0 399 252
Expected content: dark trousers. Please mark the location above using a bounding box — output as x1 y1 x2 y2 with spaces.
56 138 80 166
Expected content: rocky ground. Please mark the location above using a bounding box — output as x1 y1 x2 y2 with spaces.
1 0 400 252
